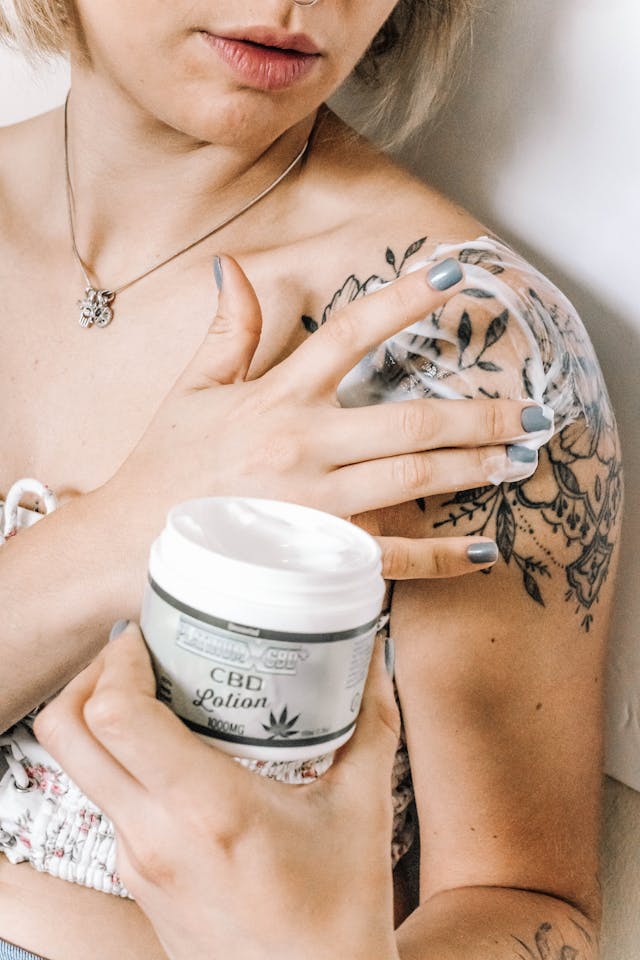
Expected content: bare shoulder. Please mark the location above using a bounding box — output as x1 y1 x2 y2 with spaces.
0 121 21 218
298 120 624 637
296 111 486 282
0 114 35 188
310 111 485 238
0 109 61 226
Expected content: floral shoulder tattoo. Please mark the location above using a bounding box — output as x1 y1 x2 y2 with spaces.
301 237 623 631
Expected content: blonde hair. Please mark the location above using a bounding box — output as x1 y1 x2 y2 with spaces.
348 0 478 148
0 0 476 147
0 0 71 55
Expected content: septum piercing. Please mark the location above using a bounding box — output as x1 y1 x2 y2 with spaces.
292 0 319 6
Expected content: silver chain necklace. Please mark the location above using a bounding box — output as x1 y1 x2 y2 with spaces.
64 98 309 328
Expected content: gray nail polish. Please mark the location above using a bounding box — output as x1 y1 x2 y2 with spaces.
521 406 553 433
384 636 395 678
467 541 499 564
427 258 463 291
109 619 130 641
213 255 223 291
507 444 538 464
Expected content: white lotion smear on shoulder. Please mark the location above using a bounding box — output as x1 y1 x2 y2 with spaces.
141 497 385 764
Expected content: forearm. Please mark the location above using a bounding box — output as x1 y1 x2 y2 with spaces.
0 483 154 732
396 887 598 960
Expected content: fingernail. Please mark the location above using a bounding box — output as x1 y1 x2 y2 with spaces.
427 258 463 290
384 636 395 678
521 405 553 433
467 541 499 564
213 255 223 291
109 619 130 641
507 444 538 463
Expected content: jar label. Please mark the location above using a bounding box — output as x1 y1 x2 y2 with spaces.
141 579 380 754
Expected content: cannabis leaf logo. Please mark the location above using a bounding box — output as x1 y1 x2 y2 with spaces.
261 707 301 740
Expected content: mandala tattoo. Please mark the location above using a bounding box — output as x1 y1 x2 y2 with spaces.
511 919 592 959
302 237 622 631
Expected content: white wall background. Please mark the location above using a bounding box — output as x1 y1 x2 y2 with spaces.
1 1 639 952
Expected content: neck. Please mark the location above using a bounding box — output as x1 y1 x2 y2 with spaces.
62 66 315 285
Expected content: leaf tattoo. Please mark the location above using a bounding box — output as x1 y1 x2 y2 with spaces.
496 499 516 563
457 311 472 357
484 309 509 350
512 921 585 959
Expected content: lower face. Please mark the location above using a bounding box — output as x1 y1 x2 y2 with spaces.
71 0 400 147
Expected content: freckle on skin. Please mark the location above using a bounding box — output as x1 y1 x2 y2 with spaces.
490 637 496 644
536 703 543 710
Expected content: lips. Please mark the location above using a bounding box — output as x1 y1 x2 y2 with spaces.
223 28 321 56
200 28 321 91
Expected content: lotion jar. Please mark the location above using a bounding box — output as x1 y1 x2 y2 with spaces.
140 497 385 763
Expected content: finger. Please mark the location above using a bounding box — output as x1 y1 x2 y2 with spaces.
274 258 465 396
82 626 249 800
34 656 144 824
176 254 263 391
323 637 399 794
378 535 499 580
321 398 553 466
330 444 538 516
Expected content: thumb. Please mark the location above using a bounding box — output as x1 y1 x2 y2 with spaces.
323 636 400 793
178 254 263 391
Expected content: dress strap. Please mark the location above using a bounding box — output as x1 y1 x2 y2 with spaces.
0 736 34 792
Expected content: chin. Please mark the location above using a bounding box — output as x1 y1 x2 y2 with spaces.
120 69 316 148
173 99 294 147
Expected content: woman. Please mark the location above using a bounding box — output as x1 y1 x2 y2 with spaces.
0 0 622 958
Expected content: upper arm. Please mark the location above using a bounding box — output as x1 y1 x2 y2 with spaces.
386 241 623 921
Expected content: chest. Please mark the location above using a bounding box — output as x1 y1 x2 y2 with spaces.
0 246 306 507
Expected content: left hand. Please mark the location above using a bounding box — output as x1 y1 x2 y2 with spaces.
34 624 401 960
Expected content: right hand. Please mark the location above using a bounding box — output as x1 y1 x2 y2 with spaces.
108 255 544 579
36 626 402 960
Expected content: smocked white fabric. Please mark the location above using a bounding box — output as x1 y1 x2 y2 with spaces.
0 481 416 898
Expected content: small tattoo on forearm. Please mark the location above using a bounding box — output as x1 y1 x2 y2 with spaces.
512 921 587 959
